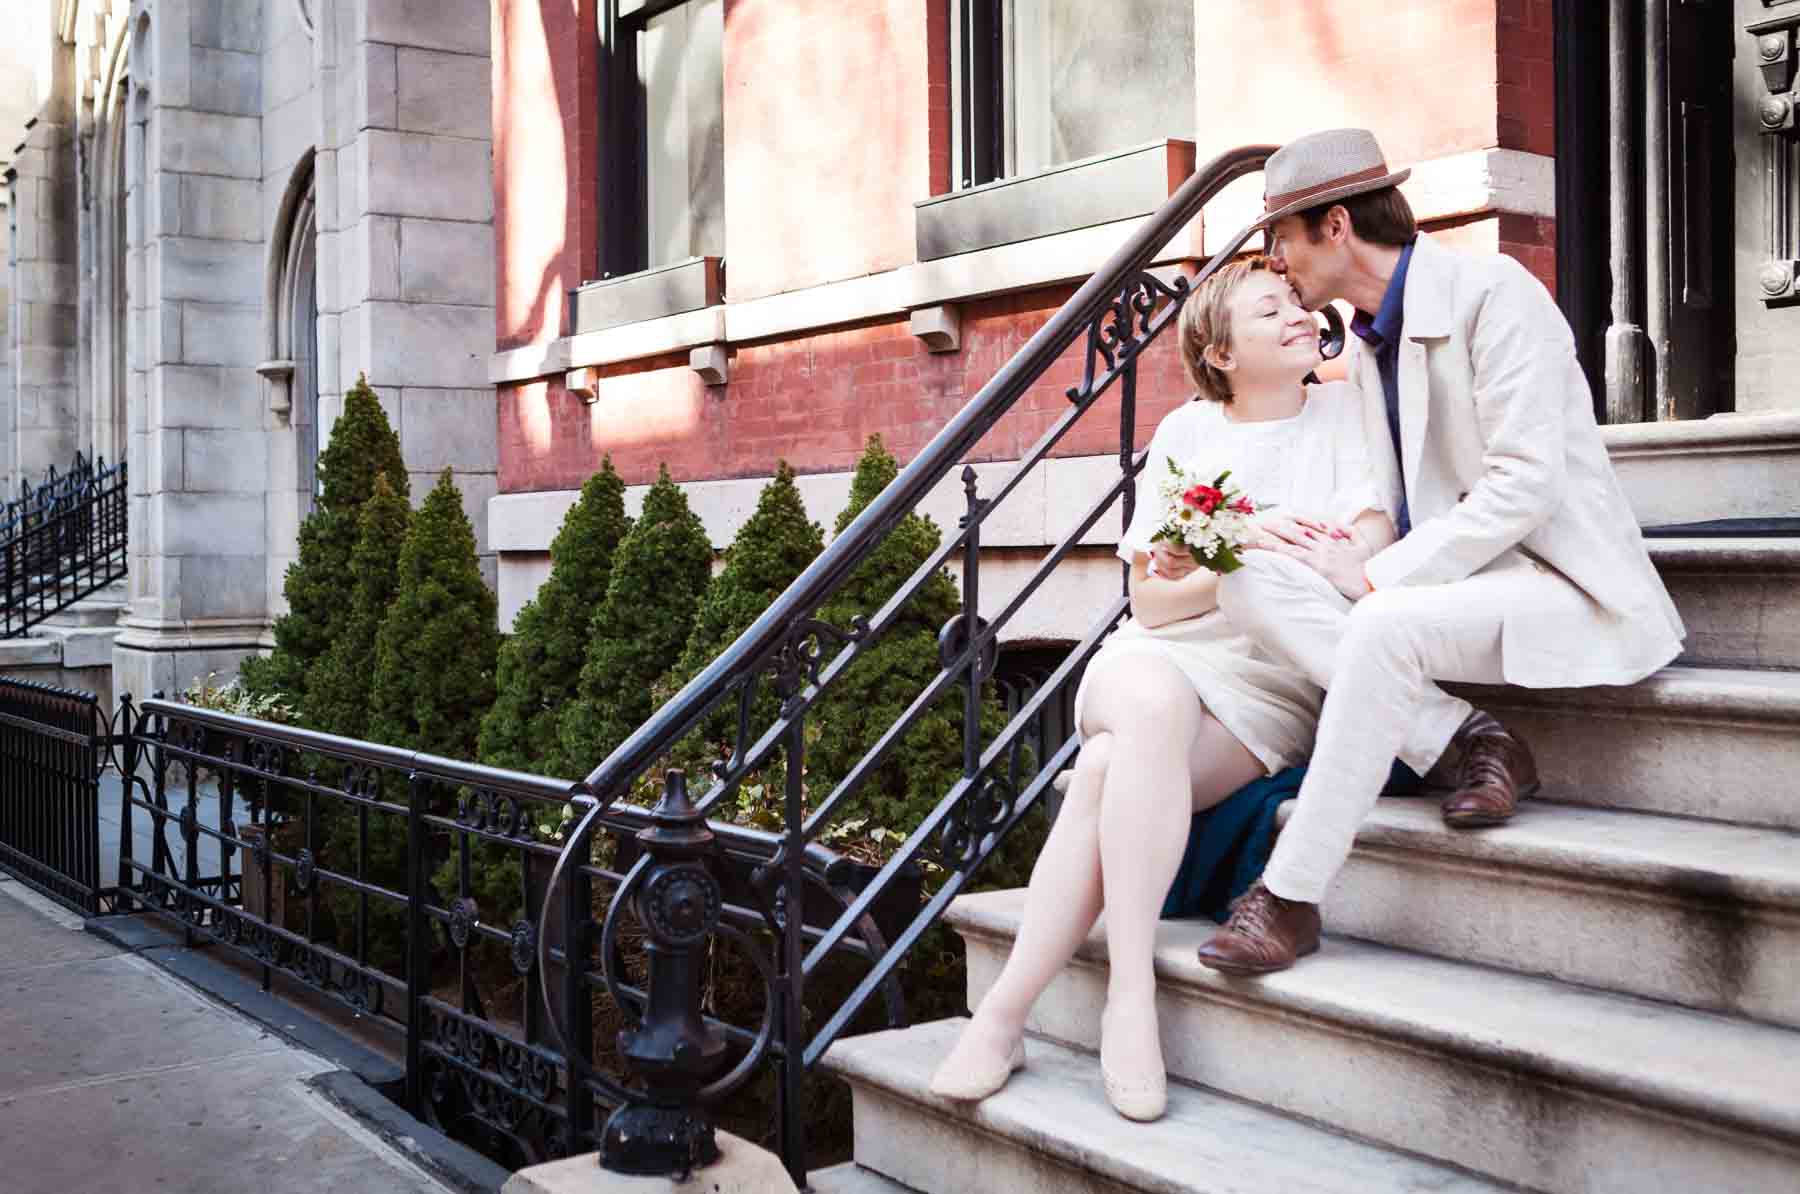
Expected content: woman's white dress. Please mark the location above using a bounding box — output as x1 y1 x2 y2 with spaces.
1073 380 1385 774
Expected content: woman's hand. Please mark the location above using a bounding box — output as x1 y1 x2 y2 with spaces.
1255 533 1374 600
1150 539 1200 580
1130 550 1220 627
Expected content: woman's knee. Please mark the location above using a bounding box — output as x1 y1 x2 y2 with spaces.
1080 657 1201 738
1062 732 1114 814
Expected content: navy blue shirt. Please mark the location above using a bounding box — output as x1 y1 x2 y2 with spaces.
1349 239 1415 537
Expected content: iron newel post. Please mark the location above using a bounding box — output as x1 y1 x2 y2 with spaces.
601 769 729 1176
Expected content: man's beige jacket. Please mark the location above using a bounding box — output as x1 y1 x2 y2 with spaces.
1353 232 1685 687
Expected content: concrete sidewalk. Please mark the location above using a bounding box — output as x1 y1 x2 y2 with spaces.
0 875 453 1194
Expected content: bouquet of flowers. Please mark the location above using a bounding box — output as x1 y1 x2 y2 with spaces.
1149 461 1258 573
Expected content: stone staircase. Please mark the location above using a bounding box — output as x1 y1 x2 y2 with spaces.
0 579 127 707
816 533 1800 1194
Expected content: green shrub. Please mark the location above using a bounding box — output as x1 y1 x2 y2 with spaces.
480 459 631 775
242 375 407 706
655 462 824 790
368 469 499 760
808 435 999 833
305 473 413 737
555 466 713 779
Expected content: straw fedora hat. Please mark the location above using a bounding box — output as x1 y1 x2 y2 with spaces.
1256 128 1411 228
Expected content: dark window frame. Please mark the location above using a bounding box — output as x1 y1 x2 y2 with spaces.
958 0 1006 189
598 0 710 280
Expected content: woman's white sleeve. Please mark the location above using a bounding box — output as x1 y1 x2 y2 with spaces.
1117 413 1178 563
1327 390 1387 526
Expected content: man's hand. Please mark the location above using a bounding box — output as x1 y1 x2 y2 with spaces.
1253 531 1375 600
1150 539 1201 580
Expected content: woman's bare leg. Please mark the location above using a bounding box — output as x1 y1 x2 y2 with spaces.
929 733 1113 1096
1084 657 1265 1116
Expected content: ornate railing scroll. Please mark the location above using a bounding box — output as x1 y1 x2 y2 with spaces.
536 144 1321 1183
1 453 128 639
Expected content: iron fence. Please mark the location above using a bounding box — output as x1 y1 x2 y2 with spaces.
0 677 121 914
99 696 902 1172
1 454 129 639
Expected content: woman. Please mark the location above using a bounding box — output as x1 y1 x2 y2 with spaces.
928 258 1396 1121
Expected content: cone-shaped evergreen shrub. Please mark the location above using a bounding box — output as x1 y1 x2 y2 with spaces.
654 462 824 789
305 474 412 737
555 466 712 779
480 459 631 774
368 469 499 759
242 375 407 704
809 435 1003 834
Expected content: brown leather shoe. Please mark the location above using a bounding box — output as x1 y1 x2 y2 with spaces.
1196 880 1320 975
1440 713 1540 828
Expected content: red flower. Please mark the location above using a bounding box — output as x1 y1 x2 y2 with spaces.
1183 484 1223 514
1229 496 1255 514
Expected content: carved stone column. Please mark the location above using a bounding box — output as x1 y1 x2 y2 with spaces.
1748 5 1800 303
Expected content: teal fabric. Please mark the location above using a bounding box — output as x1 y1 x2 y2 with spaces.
1160 759 1423 923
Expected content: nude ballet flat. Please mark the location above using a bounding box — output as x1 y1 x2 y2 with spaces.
1099 1006 1167 1122
928 1033 1026 1102
1101 1061 1167 1122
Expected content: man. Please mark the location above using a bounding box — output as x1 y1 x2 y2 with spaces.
1164 127 1685 975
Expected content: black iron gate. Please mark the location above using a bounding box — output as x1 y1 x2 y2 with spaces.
0 677 120 914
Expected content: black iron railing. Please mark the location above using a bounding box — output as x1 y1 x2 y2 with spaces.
1 454 129 638
537 143 1291 1182
4 146 1297 1183
0 676 121 914
100 695 897 1172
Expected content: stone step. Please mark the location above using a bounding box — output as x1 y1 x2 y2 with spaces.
1450 665 1800 831
1647 537 1800 669
823 1019 1514 1194
948 893 1800 1194
1310 798 1800 1027
807 1162 919 1194
38 582 128 629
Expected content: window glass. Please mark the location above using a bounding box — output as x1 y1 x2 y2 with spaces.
954 0 1195 187
642 0 725 267
1009 0 1194 176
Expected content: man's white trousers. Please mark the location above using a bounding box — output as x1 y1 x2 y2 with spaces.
1217 551 1579 904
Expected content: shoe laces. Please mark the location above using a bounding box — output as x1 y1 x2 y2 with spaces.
1222 883 1279 937
1458 733 1513 790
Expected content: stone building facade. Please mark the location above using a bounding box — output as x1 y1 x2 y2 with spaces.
1 0 498 699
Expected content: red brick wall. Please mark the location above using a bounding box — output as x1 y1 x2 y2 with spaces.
723 0 938 301
492 0 598 350
498 286 1197 492
1497 0 1556 157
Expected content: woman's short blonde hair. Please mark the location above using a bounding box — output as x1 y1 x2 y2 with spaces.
1177 256 1273 404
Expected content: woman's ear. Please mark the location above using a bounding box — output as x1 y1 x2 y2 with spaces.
1202 344 1235 373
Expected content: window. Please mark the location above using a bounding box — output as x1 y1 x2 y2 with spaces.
599 0 726 278
951 0 1195 190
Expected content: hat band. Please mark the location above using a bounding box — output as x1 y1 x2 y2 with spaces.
1264 163 1393 214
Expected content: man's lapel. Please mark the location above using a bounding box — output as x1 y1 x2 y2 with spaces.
1398 234 1455 508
